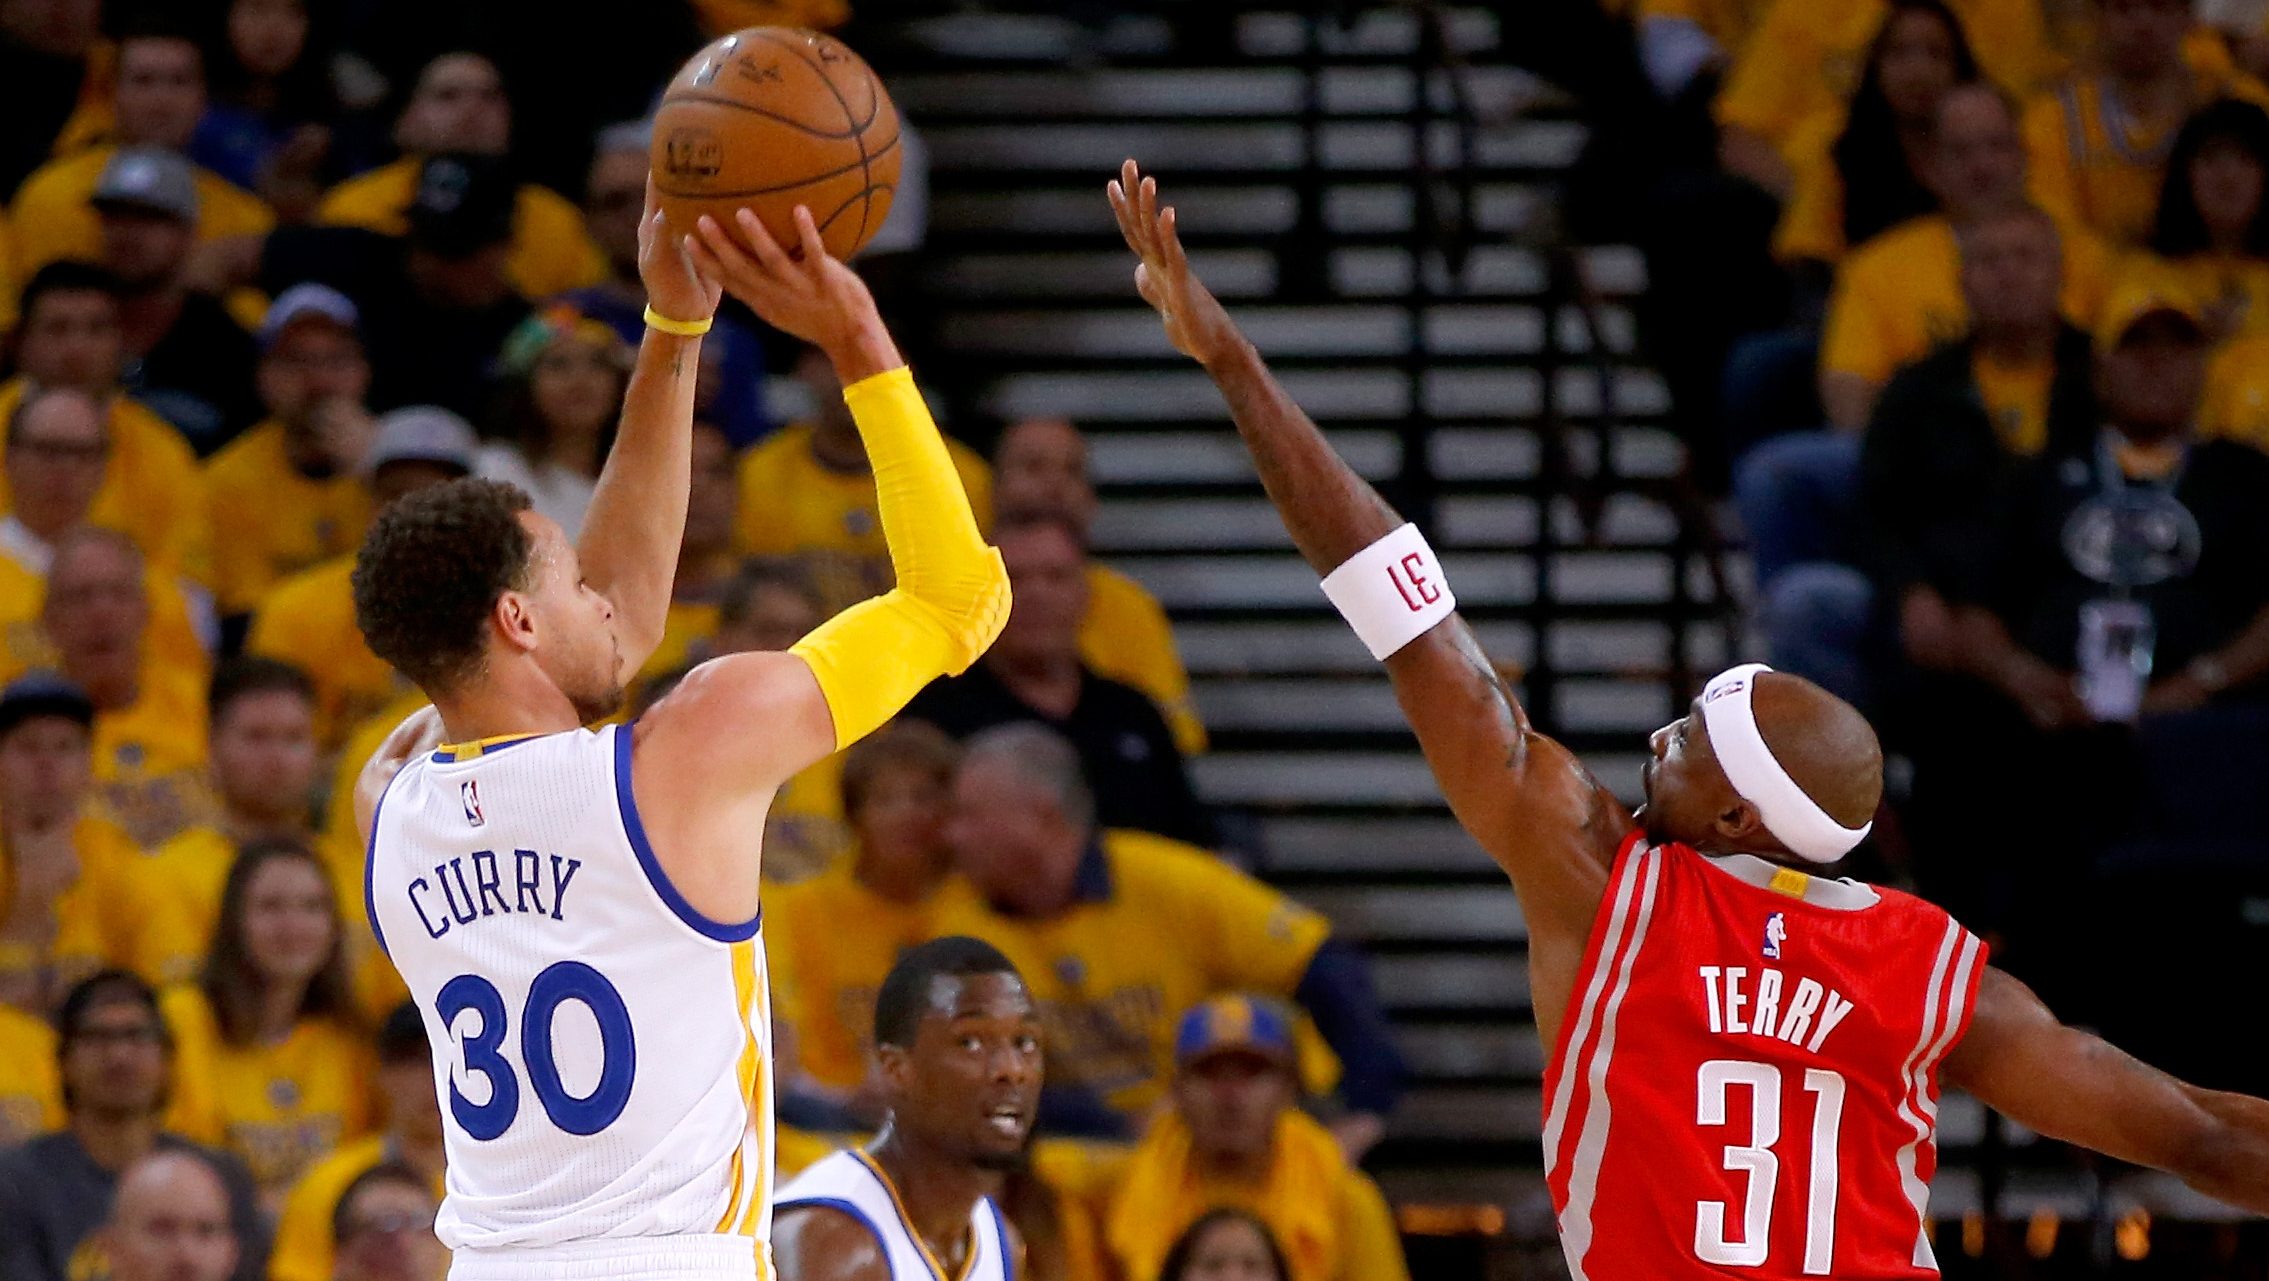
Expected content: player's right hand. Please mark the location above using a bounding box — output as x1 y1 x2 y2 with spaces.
1110 159 1242 367
686 204 881 362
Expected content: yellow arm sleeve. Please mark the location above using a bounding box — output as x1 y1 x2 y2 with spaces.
789 367 1011 750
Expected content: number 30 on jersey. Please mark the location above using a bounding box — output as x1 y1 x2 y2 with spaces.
437 960 637 1139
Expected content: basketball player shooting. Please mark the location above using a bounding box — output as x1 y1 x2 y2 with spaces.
349 192 1008 1281
1110 160 2269 1278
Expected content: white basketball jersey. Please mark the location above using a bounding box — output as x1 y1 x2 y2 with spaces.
367 724 774 1280
775 1149 1015 1281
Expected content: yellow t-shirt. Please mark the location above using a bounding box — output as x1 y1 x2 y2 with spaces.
1970 350 2058 457
0 1003 61 1145
639 598 721 690
6 145 275 294
765 751 851 885
1773 109 1855 264
315 157 607 300
248 555 406 751
203 422 373 617
0 813 149 997
1716 0 2055 155
161 986 378 1202
91 663 212 848
732 423 994 612
0 549 213 693
767 856 986 1090
930 829 1332 1120
2023 69 2269 248
0 380 215 585
2200 332 2269 453
1821 214 2114 385
129 825 236 987
2148 252 2269 340
268 1135 443 1281
1080 565 1203 756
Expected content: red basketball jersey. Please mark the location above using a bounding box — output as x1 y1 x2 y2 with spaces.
1544 834 1987 1279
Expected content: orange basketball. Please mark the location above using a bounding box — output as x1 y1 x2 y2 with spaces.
651 27 901 262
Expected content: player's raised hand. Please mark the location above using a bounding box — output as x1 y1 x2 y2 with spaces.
1110 159 1242 367
639 177 722 327
686 204 882 359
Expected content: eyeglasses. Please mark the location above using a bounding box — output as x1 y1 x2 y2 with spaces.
344 1211 437 1240
7 437 108 462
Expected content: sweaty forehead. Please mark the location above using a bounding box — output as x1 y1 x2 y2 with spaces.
924 971 1034 1024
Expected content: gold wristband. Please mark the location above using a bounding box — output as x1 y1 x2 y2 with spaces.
643 306 713 337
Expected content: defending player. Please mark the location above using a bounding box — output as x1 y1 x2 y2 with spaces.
1109 161 2269 1278
350 194 1008 1281
773 936 1039 1281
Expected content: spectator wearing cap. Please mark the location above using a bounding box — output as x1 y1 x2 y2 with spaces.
6 18 274 297
0 680 147 1014
1089 995 1409 1281
472 302 630 539
246 406 474 749
95 147 261 453
315 51 605 300
0 972 268 1281
932 724 1402 1149
202 285 377 624
0 263 214 584
41 528 214 848
0 385 216 694
993 415 1204 755
558 120 771 446
267 1005 444 1281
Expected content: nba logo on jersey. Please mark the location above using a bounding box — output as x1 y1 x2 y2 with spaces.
1763 911 1787 960
462 780 484 827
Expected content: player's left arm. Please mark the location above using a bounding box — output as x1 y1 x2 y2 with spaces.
576 180 722 682
772 1205 892 1281
1945 965 2269 1212
350 705 444 848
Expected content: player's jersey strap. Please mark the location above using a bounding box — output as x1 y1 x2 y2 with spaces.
1541 839 1987 1279
775 1149 1015 1281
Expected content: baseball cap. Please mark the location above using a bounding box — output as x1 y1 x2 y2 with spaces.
91 147 198 223
363 406 478 477
258 283 361 350
2095 273 2207 350
1174 994 1297 1070
407 153 517 257
0 674 96 740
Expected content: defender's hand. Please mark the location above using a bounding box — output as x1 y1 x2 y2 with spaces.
1109 159 1242 367
685 205 889 376
640 178 722 329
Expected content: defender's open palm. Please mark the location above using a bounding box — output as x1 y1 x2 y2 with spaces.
687 205 879 355
1110 160 1241 366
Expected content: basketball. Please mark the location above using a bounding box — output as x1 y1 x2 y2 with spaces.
651 27 901 262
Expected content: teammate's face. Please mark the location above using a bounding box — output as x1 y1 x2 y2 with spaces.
881 972 1042 1169
241 855 337 987
1641 699 1745 849
210 689 320 828
512 513 624 723
1173 1051 1294 1165
1174 1217 1285 1281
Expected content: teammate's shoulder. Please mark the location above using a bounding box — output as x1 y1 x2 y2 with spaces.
773 1196 894 1281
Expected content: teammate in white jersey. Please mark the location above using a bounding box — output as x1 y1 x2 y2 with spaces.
350 196 1011 1281
775 937 1039 1281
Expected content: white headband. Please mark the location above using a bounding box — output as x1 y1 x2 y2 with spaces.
1699 664 1871 864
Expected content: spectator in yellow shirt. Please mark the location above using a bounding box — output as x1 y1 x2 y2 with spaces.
7 21 273 294
247 407 476 749
325 1162 447 1281
315 51 604 301
0 385 214 687
1773 1 1976 269
2022 0 2269 247
734 345 993 611
0 997 62 1143
164 840 378 1209
204 286 377 621
0 264 213 582
769 721 975 1110
993 416 1206 756
42 530 210 846
935 725 1402 1147
1103 996 1408 1281
0 677 152 1015
269 1005 443 1281
2142 98 2269 339
1820 83 2113 430
135 659 324 988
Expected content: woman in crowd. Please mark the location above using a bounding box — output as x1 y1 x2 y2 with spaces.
475 304 631 540
1157 1210 1293 1281
197 0 341 219
2147 97 2269 339
164 838 376 1211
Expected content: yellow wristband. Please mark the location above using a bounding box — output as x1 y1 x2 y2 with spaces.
643 306 713 337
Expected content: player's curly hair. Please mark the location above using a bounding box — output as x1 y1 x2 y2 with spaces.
352 478 534 695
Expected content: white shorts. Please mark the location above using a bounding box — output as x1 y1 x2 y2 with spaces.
449 1235 764 1281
